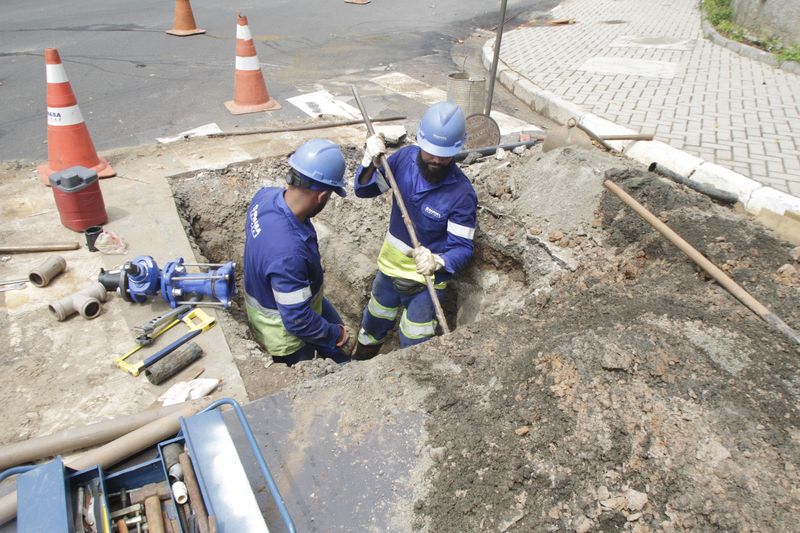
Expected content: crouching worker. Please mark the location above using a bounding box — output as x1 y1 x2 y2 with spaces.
244 139 355 366
352 102 478 359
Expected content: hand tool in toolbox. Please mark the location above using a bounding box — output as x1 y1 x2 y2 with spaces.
116 308 215 377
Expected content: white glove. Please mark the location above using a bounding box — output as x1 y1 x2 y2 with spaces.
361 133 386 167
410 246 445 276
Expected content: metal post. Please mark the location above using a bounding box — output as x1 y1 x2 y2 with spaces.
484 0 509 116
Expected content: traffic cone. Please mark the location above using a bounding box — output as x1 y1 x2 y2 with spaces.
37 48 115 186
224 14 281 115
165 0 205 36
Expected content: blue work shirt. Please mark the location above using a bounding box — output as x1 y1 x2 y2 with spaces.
355 145 478 283
243 187 340 352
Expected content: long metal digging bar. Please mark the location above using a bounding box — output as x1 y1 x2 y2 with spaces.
604 179 800 346
350 85 451 334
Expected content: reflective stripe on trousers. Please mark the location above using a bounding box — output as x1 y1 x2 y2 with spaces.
359 271 443 348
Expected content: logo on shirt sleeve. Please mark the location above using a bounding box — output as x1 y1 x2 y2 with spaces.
250 204 262 238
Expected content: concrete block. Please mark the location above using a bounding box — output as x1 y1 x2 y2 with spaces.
690 162 763 204
624 140 705 178
746 187 800 217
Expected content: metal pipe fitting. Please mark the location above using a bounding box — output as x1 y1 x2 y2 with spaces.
28 255 66 287
49 282 108 321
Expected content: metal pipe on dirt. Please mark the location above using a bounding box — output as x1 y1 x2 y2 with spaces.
567 118 613 151
604 179 800 346
0 243 79 254
206 115 407 138
454 140 541 161
351 85 451 334
484 0 509 116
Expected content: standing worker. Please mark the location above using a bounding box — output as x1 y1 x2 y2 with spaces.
244 139 355 366
352 102 478 359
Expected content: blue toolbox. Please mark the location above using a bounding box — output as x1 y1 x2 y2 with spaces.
3 399 295 533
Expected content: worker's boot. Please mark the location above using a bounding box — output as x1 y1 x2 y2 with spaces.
352 341 382 361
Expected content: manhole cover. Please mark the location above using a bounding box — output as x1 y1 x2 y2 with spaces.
601 19 627 24
465 114 501 150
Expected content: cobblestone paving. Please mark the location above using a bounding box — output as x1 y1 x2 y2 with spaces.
499 0 800 195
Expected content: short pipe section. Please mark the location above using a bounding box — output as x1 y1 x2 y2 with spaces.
28 255 66 288
49 282 108 321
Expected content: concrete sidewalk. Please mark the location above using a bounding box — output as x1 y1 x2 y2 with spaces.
487 0 800 215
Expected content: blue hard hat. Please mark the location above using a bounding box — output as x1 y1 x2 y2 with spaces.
416 102 467 158
288 139 347 197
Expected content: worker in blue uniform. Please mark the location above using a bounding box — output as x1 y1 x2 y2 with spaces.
244 139 355 366
352 102 478 359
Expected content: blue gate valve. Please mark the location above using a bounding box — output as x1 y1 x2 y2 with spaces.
121 255 162 303
161 258 237 309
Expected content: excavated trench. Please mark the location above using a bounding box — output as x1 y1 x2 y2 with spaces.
169 145 800 531
169 145 554 396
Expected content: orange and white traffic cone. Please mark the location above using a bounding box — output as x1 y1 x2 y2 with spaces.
224 14 281 115
165 0 205 36
36 48 115 186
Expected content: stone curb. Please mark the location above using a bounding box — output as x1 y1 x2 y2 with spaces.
481 39 800 219
701 19 800 75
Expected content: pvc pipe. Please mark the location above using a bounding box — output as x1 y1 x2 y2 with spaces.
171 481 188 505
0 400 206 525
28 256 66 287
0 400 209 471
49 281 107 321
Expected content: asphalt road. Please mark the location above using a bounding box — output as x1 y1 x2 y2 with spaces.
0 0 554 161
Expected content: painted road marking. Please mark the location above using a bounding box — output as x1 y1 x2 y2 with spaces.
287 90 360 119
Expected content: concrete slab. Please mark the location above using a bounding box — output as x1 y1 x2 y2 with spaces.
0 125 370 445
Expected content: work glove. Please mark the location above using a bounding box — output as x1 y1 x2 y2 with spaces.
336 325 357 356
361 133 386 168
408 246 445 277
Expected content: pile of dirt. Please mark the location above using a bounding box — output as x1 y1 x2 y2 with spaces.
170 144 800 531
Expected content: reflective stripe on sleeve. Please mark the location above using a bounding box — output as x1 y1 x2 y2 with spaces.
47 105 84 126
447 220 475 240
272 285 312 305
235 55 261 71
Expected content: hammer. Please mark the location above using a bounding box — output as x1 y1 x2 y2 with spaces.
130 483 170 533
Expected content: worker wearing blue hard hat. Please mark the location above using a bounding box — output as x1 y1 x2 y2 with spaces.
244 139 355 365
352 102 478 359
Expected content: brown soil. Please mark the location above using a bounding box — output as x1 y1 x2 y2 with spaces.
169 144 800 531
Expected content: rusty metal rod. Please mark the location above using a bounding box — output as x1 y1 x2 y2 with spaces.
351 85 450 334
207 115 406 138
604 179 800 346
0 243 79 254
